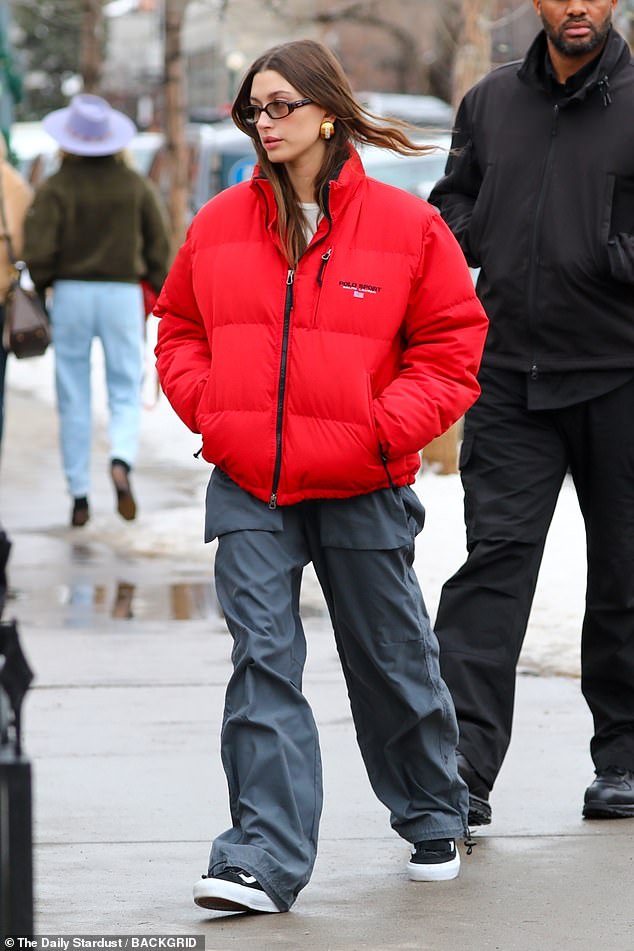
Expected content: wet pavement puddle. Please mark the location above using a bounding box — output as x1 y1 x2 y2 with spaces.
7 540 330 624
10 580 222 622
9 578 329 625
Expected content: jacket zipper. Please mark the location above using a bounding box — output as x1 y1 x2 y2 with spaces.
526 102 559 379
379 444 396 489
269 268 295 509
597 74 612 107
267 191 334 506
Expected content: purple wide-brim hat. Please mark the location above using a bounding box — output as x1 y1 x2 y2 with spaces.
42 93 137 157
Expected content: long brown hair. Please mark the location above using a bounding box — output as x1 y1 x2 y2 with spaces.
232 39 438 266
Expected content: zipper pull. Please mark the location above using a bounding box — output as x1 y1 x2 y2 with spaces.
598 76 612 107
269 492 277 510
317 247 332 287
193 446 203 458
286 268 295 312
530 365 539 381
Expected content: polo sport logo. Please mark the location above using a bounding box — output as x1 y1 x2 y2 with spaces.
339 280 382 300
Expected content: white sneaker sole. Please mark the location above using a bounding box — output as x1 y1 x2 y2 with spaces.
193 877 280 913
407 851 461 882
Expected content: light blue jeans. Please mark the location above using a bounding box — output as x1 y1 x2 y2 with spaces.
51 280 144 499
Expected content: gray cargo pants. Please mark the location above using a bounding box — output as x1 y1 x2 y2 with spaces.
205 468 468 911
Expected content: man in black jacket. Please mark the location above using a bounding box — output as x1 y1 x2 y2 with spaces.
429 0 634 825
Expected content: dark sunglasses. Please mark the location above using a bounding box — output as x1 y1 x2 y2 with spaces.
241 98 314 125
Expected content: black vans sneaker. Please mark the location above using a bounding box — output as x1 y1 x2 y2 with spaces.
407 838 460 881
193 866 280 913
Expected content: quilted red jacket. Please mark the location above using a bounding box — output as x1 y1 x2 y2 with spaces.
155 148 488 507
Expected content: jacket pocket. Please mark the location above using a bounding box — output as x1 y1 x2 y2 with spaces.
608 173 634 238
458 426 474 471
367 373 397 487
600 173 616 249
204 467 283 541
467 161 496 261
365 372 384 455
193 370 212 429
603 173 634 284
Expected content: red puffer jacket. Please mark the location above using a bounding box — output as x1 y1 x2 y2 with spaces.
155 148 488 507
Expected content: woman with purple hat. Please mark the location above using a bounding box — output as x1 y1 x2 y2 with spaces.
23 94 170 527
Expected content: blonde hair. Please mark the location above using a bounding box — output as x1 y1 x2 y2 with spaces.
232 39 437 266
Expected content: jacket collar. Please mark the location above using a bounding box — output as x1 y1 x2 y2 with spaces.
518 27 630 103
250 143 365 232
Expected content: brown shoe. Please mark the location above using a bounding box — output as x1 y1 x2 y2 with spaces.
112 581 135 619
110 459 137 521
71 497 90 527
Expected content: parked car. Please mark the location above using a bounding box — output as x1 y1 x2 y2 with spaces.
357 92 453 130
359 135 450 201
9 121 59 183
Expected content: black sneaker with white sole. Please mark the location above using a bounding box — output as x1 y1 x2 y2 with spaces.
193 866 280 913
407 838 460 881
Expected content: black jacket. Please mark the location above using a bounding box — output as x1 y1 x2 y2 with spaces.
429 29 634 372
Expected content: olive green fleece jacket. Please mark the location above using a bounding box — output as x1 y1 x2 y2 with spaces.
23 154 170 296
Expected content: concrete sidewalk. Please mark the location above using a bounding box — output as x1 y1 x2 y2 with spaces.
2 389 633 951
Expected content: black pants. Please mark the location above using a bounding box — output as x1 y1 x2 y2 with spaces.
435 369 634 789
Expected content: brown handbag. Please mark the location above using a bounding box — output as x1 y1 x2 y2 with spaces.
0 168 51 359
2 265 51 359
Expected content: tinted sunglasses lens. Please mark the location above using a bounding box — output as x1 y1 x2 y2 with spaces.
243 106 259 125
267 101 290 119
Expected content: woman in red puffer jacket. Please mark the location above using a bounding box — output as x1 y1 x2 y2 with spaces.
155 39 488 916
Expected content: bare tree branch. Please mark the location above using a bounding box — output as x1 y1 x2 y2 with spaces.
313 7 419 91
452 0 494 108
79 0 105 94
163 0 190 252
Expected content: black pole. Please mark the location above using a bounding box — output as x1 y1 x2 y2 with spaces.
0 529 35 939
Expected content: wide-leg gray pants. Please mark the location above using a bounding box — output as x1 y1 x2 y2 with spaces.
205 468 468 911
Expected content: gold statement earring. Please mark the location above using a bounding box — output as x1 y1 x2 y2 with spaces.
320 120 335 140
